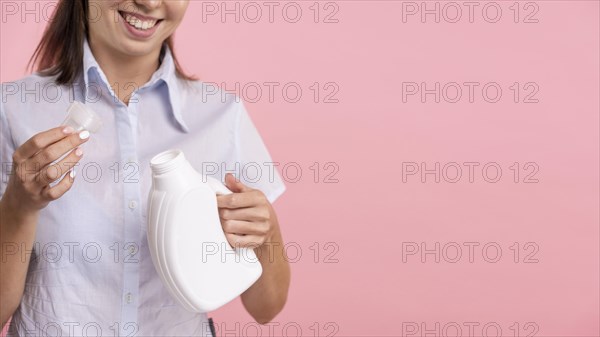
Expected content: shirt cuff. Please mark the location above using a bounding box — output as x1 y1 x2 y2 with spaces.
265 184 286 204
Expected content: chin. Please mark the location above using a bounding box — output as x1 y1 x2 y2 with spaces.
117 39 163 57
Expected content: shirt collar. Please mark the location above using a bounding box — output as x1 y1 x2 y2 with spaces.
81 38 189 133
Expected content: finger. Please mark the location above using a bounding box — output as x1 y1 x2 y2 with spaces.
221 219 266 236
40 168 76 201
27 130 89 170
219 206 270 222
13 126 76 163
217 189 264 209
225 233 264 249
35 147 83 186
224 173 252 193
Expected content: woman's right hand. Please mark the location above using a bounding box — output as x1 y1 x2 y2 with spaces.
3 126 89 214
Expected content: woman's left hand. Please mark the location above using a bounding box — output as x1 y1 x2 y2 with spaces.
217 173 276 249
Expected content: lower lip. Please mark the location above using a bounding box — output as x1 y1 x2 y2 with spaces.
119 13 161 39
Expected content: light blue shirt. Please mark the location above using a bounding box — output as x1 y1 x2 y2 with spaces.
0 40 285 336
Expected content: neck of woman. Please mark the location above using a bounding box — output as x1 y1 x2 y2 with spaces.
89 41 161 106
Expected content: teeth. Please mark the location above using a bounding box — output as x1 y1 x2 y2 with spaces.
123 13 157 31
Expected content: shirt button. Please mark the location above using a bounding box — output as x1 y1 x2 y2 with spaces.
129 200 137 210
127 157 136 163
129 245 136 254
126 293 133 304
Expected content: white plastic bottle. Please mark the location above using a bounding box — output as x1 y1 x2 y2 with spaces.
147 149 263 313
49 102 102 186
61 101 103 133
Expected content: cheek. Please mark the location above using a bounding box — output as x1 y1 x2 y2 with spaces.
88 2 120 34
88 15 115 39
168 1 189 24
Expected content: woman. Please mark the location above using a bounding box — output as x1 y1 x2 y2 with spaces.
0 0 290 335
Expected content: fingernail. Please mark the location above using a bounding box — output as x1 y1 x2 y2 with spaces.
75 147 83 157
79 130 90 140
70 169 76 178
62 126 74 134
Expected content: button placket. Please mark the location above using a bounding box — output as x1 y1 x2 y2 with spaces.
116 102 143 334
129 200 137 210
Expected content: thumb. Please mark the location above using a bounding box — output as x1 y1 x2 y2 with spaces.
224 173 251 193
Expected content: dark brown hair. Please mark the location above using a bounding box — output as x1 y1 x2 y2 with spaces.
28 0 194 85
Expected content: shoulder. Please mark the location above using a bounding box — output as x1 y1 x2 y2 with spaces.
2 72 65 95
2 73 70 111
177 79 246 127
2 73 72 145
180 79 243 110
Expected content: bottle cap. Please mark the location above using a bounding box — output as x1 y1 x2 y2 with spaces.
61 101 102 133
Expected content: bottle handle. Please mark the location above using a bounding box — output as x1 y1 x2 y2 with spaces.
206 176 232 196
206 176 252 251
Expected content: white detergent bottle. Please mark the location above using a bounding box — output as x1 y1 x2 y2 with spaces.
147 149 263 313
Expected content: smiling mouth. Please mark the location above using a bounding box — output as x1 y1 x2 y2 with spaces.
119 11 162 31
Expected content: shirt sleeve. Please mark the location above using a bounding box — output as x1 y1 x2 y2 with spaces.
235 101 286 203
0 98 15 200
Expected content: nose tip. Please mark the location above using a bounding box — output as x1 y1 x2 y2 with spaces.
135 0 162 9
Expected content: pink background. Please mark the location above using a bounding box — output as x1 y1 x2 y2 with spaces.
1 1 599 336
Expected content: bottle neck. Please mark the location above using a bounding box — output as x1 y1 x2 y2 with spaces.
150 149 187 175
